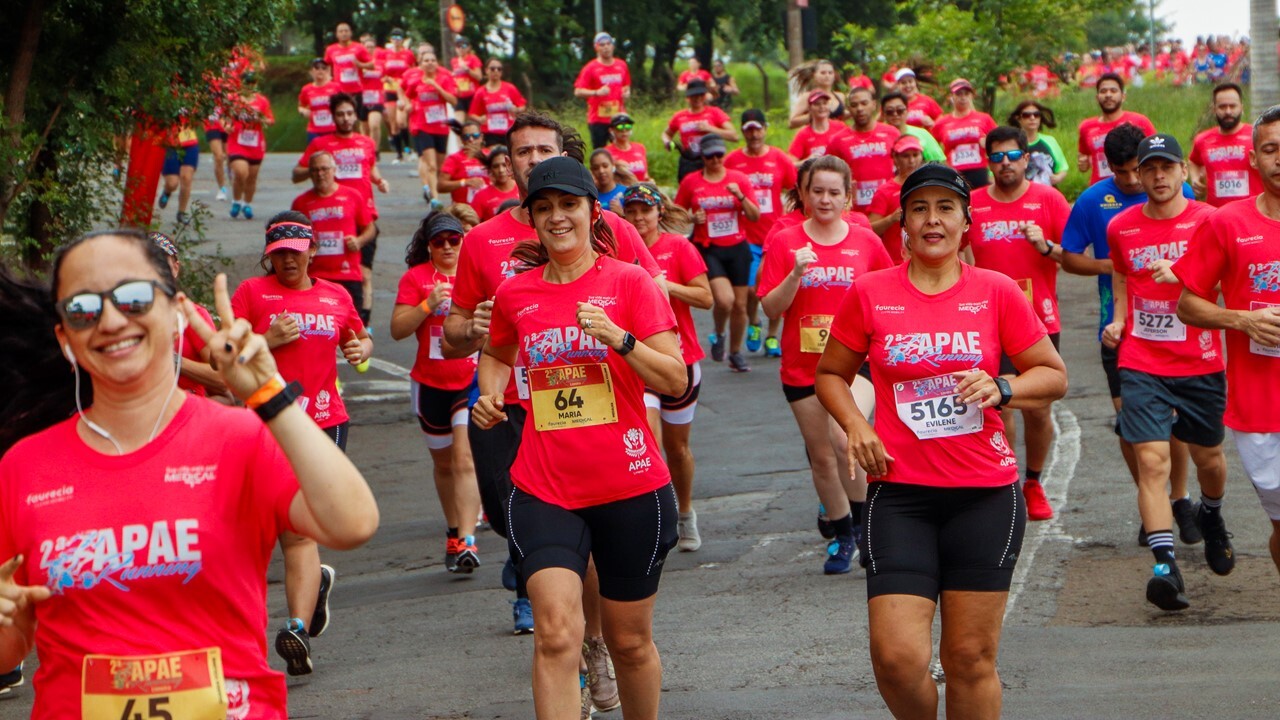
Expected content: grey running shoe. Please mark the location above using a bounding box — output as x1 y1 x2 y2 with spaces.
584 637 621 712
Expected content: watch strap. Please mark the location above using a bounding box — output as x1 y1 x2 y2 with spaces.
255 381 304 422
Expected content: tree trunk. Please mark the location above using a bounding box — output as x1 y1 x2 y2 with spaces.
1251 0 1279 110
753 60 770 109
652 35 681 99
693 7 715 69
6 0 44 127
22 144 57 266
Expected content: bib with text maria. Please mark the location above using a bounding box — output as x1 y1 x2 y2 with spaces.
529 363 618 431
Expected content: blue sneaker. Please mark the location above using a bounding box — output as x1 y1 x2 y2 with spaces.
158 191 171 209
823 537 855 575
243 204 254 220
745 324 762 353
512 598 534 634
764 336 781 357
230 201 242 218
708 333 725 362
502 557 519 591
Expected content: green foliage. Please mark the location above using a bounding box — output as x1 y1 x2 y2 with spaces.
1084 4 1170 51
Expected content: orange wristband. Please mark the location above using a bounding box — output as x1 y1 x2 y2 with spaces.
418 298 432 313
245 374 287 410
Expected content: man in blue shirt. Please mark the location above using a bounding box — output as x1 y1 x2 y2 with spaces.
1062 122 1199 546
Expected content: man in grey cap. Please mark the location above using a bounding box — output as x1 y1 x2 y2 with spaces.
574 31 632 148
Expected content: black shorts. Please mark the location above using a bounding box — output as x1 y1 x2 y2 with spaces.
456 96 474 114
588 122 611 150
357 103 384 121
413 132 449 155
864 481 1026 600
999 332 1059 377
960 168 991 189
412 379 475 438
1100 343 1122 400
321 421 350 452
483 133 507 147
1117 369 1226 447
507 483 678 602
384 91 399 104
227 155 261 167
657 362 701 411
700 241 753 286
470 404 527 539
783 383 816 404
677 154 705 182
205 129 228 143
360 224 379 268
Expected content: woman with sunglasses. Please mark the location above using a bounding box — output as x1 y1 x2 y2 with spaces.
0 229 378 719
589 148 638 214
605 114 649 182
1008 100 1067 186
439 119 491 206
392 213 482 573
472 157 685 720
471 145 519 221
470 59 527 147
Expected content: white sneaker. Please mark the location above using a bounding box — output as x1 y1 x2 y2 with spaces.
216 187 228 202
678 510 701 552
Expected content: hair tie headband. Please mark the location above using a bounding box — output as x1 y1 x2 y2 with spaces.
265 222 313 245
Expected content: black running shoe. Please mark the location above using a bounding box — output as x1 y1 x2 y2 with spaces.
308 564 335 637
1146 563 1190 611
1197 504 1235 576
0 663 23 696
275 622 314 676
1137 526 1149 547
1172 498 1203 545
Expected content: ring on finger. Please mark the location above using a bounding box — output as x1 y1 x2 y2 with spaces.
584 318 593 328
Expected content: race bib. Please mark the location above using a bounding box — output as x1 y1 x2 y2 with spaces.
488 111 510 132
177 128 198 145
467 185 481 202
515 364 531 400
456 77 473 93
362 90 381 105
1131 295 1186 342
81 648 227 720
1016 278 1034 304
1250 301 1280 357
1215 170 1249 199
755 189 774 215
312 109 333 127
950 144 981 167
799 314 833 353
707 211 739 239
894 374 983 440
336 162 362 180
856 181 879 207
236 129 260 147
1095 152 1112 177
426 104 448 124
529 363 618 431
340 68 359 84
429 325 445 360
316 230 344 256
599 100 620 118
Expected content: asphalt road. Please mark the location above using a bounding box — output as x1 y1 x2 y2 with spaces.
7 154 1280 719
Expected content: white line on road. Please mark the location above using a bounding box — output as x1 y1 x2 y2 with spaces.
367 357 413 380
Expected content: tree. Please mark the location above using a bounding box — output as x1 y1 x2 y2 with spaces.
1084 3 1170 51
1252 0 1279 110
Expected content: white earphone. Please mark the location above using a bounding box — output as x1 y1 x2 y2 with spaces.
176 309 185 333
63 343 75 364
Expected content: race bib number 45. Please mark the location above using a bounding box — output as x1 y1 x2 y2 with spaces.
529 363 618 431
894 374 983 440
82 648 227 720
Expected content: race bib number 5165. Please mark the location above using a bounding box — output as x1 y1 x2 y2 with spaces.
894 374 983 440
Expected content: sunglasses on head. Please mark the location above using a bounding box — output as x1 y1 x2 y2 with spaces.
464 132 483 140
57 279 173 330
614 123 634 131
1019 111 1042 119
989 150 1025 163
430 233 463 248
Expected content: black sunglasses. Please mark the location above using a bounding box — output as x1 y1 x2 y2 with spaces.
1019 111 1042 119
430 233 463 248
57 279 173 330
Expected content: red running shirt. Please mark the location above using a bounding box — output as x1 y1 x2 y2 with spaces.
359 56 384 107
931 111 998 171
788 123 852 161
725 146 798 246
1107 201 1223 376
231 276 364 428
396 262 478 390
377 47 415 80
470 82 527 136
666 106 732 154
290 185 371 283
490 258 676 509
830 123 901 210
1172 198 1280 432
675 169 757 247
1077 111 1157 183
757 222 894 387
441 150 490 205
830 263 1046 487
298 133 380 217
178 303 215 396
324 41 372 94
605 142 650 182
226 94 273 161
905 94 942 128
965 183 1071 333
0 397 299 720
1189 126 1261 207
403 69 457 135
646 233 709 365
298 81 340 135
451 53 482 97
575 59 631 124
471 183 520 221
867 178 905 264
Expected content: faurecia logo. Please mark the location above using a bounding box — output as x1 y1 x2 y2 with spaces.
26 485 74 507
874 304 905 314
164 465 218 489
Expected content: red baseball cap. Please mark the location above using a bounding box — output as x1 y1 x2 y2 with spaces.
893 135 923 155
807 89 831 105
949 78 974 94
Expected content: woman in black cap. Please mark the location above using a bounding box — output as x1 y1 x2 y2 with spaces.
815 163 1067 718
472 156 685 720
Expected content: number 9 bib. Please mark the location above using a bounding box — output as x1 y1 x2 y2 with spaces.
894 374 983 440
81 648 227 720
529 363 619 431
799 314 833 353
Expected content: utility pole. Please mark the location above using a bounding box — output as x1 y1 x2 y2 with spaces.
440 0 456 64
1148 0 1156 64
594 0 603 33
787 0 804 68
1252 0 1279 109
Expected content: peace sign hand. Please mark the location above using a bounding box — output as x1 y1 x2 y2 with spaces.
0 555 51 627
180 274 281 401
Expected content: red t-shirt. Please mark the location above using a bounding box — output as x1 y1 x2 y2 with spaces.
404 68 457 135
0 397 298 720
965 182 1071 333
905 94 943 128
758 222 894 386
395 262 478 390
177 303 215 396
377 47 415 80
931 111 998 171
1190 126 1261 207
359 56 384 107
231 276 364 428
675 169 757 247
441 150 490 204
1077 111 1157 182
1107 201 1223 376
725 146 798 246
324 41 372 94
451 53 483 97
867 178 905 264
490 258 676 509
470 82 526 136
1172 198 1280 432
471 182 520 221
762 209 874 255
226 94 273 160
298 81 340 135
297 132 380 217
830 123 901 210
605 142 650 182
830 263 1046 487
575 59 631 124
788 123 852 160
646 233 709 365
666 106 732 154
678 69 713 87
290 185 371 283
848 74 875 91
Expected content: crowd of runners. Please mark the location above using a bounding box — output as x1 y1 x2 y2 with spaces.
1 21 1278 720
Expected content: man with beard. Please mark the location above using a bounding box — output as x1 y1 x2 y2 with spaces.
831 87 900 215
964 126 1071 522
1189 83 1261 207
1077 73 1156 183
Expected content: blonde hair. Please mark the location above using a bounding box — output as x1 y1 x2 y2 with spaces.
443 203 480 230
788 59 841 96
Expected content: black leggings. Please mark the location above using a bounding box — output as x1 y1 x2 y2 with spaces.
321 421 350 452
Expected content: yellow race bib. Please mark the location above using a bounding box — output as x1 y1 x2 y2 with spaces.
799 314 834 354
82 648 227 720
529 363 618 431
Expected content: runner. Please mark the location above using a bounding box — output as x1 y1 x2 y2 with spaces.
379 29 416 162
150 232 228 400
470 59 527 147
866 134 925 264
879 91 946 163
471 145 520 221
725 108 797 354
204 91 231 201
846 65 875 92
450 36 484 124
1077 73 1156 183
1189 83 1260 207
788 59 845 128
710 59 740 113
816 163 1067 719
589 148 636 213
324 21 375 113
758 155 893 573
675 134 760 372
931 78 997 188
831 87 900 214
1101 133 1229 611
623 184 713 551
225 74 273 220
676 56 715 96
290 151 376 317
663 79 737 181
158 121 199 226
358 34 387 152
1172 105 1280 582
894 68 942 130
472 155 684 720
0 229 377 717
400 50 458 208
439 120 491 207
574 32 631 149
391 212 482 574
1062 123 1199 544
965 126 1071 521
788 90 851 161
1008 100 1068 186
298 58 340 143
605 114 650 182
444 202 481 231
232 213 372 677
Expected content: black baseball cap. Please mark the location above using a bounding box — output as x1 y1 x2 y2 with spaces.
425 212 465 240
610 114 635 128
522 157 599 208
685 79 710 97
741 108 767 130
900 163 971 206
699 135 727 157
310 58 328 68
1137 133 1184 164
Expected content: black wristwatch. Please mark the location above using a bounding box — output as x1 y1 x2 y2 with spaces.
256 381 303 421
994 376 1014 408
616 332 636 357
1040 240 1056 256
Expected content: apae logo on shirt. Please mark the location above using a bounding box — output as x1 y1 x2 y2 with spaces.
883 332 984 367
1249 261 1280 293
523 326 608 366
